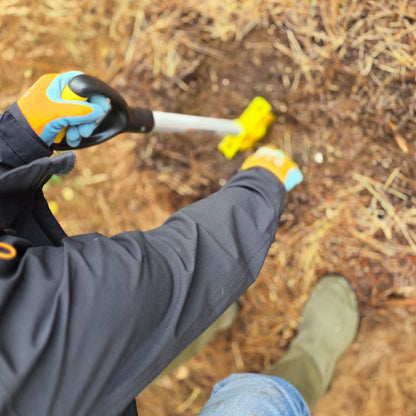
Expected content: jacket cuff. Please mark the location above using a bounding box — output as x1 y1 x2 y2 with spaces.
5 103 52 164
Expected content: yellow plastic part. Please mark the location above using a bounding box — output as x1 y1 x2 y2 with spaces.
218 96 275 159
54 84 88 144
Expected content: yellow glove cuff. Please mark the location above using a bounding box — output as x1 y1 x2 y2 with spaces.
241 146 303 191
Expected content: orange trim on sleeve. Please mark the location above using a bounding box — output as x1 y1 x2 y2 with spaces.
0 242 17 260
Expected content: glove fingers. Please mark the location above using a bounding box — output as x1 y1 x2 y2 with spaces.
67 122 97 147
78 122 96 138
62 94 109 147
66 126 82 148
65 100 106 127
89 94 111 113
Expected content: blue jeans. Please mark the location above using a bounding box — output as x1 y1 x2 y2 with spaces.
198 373 311 416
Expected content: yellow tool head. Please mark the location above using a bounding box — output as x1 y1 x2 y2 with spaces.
218 96 275 159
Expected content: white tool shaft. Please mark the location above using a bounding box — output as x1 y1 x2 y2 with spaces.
152 111 243 136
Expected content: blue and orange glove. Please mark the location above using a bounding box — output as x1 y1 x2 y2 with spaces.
241 145 303 191
16 71 110 147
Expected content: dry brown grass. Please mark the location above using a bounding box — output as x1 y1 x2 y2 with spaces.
1 0 416 414
316 306 416 416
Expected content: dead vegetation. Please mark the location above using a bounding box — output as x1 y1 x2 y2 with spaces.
1 0 416 415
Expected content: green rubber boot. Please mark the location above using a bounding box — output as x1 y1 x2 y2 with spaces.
264 275 360 411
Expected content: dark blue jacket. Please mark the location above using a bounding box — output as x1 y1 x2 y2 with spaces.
0 104 286 416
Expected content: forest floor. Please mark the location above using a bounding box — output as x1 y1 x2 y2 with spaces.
1 1 416 414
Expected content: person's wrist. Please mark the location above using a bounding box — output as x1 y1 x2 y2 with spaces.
5 104 53 163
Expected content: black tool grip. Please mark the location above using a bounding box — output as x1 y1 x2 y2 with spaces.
52 74 155 150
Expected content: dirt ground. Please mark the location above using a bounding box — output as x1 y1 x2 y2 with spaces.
1 1 416 415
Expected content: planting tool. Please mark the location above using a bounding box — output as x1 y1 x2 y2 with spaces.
52 74 275 159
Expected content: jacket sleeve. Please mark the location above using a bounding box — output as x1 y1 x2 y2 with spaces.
0 105 52 174
0 167 287 416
